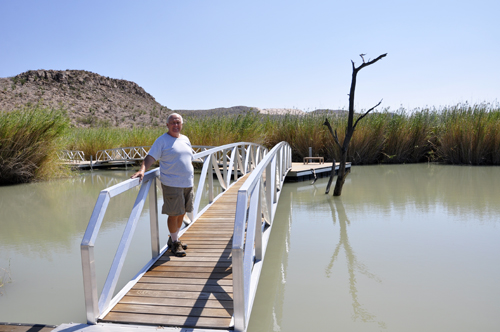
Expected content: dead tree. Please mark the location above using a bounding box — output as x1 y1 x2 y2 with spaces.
324 53 387 196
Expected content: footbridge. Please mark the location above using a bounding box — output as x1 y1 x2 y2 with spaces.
79 142 292 332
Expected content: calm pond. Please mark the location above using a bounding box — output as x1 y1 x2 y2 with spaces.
0 164 499 331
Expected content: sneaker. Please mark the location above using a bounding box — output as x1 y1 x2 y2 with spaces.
168 236 188 250
171 241 186 257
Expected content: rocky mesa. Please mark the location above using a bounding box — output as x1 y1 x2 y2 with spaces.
0 69 171 127
0 69 344 127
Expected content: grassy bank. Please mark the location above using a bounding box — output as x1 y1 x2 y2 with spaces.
2 103 499 184
0 106 68 185
63 103 500 166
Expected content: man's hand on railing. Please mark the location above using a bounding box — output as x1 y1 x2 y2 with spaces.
131 169 145 182
131 155 156 182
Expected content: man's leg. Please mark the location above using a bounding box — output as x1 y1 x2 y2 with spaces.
168 214 186 256
167 214 187 256
168 214 184 242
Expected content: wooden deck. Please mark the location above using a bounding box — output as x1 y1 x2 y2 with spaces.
99 175 250 330
286 162 351 182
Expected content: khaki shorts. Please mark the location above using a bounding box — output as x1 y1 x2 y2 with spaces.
161 184 194 216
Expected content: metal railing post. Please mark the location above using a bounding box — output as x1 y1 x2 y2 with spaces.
149 177 160 258
222 149 227 186
81 245 98 324
266 162 273 222
209 154 214 203
254 180 263 262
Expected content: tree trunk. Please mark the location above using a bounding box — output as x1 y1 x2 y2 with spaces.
324 53 387 196
325 159 336 194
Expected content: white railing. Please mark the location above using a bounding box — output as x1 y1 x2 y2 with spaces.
80 142 267 325
57 150 85 163
232 142 292 332
94 145 213 163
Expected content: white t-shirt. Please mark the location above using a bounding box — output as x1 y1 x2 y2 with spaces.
148 133 194 188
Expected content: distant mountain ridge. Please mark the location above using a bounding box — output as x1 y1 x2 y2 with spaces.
0 70 170 127
0 69 346 127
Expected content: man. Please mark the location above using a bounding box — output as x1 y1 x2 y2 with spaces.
131 113 194 257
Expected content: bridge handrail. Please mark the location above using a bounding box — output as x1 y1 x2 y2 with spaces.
57 150 85 163
80 142 268 325
95 145 213 163
232 141 292 332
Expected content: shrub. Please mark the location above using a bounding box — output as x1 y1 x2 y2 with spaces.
0 106 69 185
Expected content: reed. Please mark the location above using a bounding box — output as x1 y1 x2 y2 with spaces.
63 127 165 159
263 113 327 161
183 112 265 146
0 106 69 185
435 103 500 165
382 109 438 163
61 102 500 166
344 112 387 164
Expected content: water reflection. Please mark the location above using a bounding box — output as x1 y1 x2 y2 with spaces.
247 189 293 332
250 164 500 332
325 197 386 329
347 164 500 220
0 170 139 257
1 164 499 330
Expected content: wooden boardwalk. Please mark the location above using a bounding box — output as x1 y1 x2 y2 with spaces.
287 161 351 182
99 175 250 330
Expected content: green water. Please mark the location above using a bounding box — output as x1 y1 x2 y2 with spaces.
248 164 500 332
1 165 499 331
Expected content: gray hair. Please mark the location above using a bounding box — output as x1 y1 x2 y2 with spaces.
167 113 183 124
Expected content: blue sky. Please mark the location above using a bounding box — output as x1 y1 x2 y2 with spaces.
1 0 498 111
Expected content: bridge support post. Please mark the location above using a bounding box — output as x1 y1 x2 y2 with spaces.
209 155 214 203
222 149 227 186
149 177 160 258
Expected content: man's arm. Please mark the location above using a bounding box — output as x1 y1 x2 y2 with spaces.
131 155 156 182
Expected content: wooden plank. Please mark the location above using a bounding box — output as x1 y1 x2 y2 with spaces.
133 282 232 293
144 271 232 280
139 276 233 286
0 325 56 332
111 303 233 318
156 255 232 263
150 265 231 274
119 296 233 309
180 235 233 240
182 231 234 236
126 289 233 301
166 248 232 254
102 312 232 329
153 260 232 268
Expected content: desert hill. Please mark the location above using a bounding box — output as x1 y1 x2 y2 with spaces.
0 69 345 127
0 70 172 127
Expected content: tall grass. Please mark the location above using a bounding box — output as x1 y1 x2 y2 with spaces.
63 103 500 165
382 109 438 163
342 112 387 164
4 103 497 184
436 103 500 165
264 113 327 161
0 106 68 185
63 112 266 159
63 127 164 160
183 112 265 146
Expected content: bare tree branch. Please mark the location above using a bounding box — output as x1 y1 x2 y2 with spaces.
323 118 341 149
353 100 382 130
354 53 387 73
